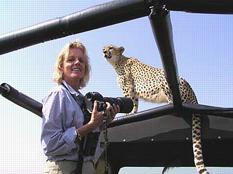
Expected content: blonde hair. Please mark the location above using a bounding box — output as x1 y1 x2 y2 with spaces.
53 41 91 89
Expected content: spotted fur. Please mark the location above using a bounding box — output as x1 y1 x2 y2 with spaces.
103 45 209 174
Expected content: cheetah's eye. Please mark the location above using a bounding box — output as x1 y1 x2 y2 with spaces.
109 47 113 52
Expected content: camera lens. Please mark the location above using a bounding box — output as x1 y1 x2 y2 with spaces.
84 92 133 113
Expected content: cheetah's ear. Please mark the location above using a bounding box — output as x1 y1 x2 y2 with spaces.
119 46 125 54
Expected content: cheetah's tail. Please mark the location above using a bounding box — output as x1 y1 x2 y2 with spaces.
192 114 209 174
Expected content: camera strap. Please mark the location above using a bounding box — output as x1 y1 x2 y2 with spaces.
61 82 88 173
61 82 90 122
102 115 109 174
61 82 109 173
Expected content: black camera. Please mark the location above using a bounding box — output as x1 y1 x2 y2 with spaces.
84 92 133 113
81 92 133 156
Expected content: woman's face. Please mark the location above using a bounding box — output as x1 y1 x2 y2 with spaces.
61 47 86 87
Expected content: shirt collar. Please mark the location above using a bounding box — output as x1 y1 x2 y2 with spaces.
62 80 82 98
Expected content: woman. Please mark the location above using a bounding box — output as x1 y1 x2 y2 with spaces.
41 41 119 174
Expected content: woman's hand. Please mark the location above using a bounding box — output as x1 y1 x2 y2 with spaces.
104 102 120 122
88 101 120 130
88 101 104 129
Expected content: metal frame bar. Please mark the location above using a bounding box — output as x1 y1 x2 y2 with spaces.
1 0 233 55
0 83 42 117
164 0 233 14
0 0 149 55
0 84 8 94
148 4 182 110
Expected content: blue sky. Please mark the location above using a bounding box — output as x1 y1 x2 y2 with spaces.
0 1 232 174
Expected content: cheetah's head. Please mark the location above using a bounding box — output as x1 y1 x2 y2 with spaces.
103 45 125 66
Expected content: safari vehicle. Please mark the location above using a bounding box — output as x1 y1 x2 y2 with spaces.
0 0 232 173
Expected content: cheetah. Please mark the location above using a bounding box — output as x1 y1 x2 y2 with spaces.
102 45 209 174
